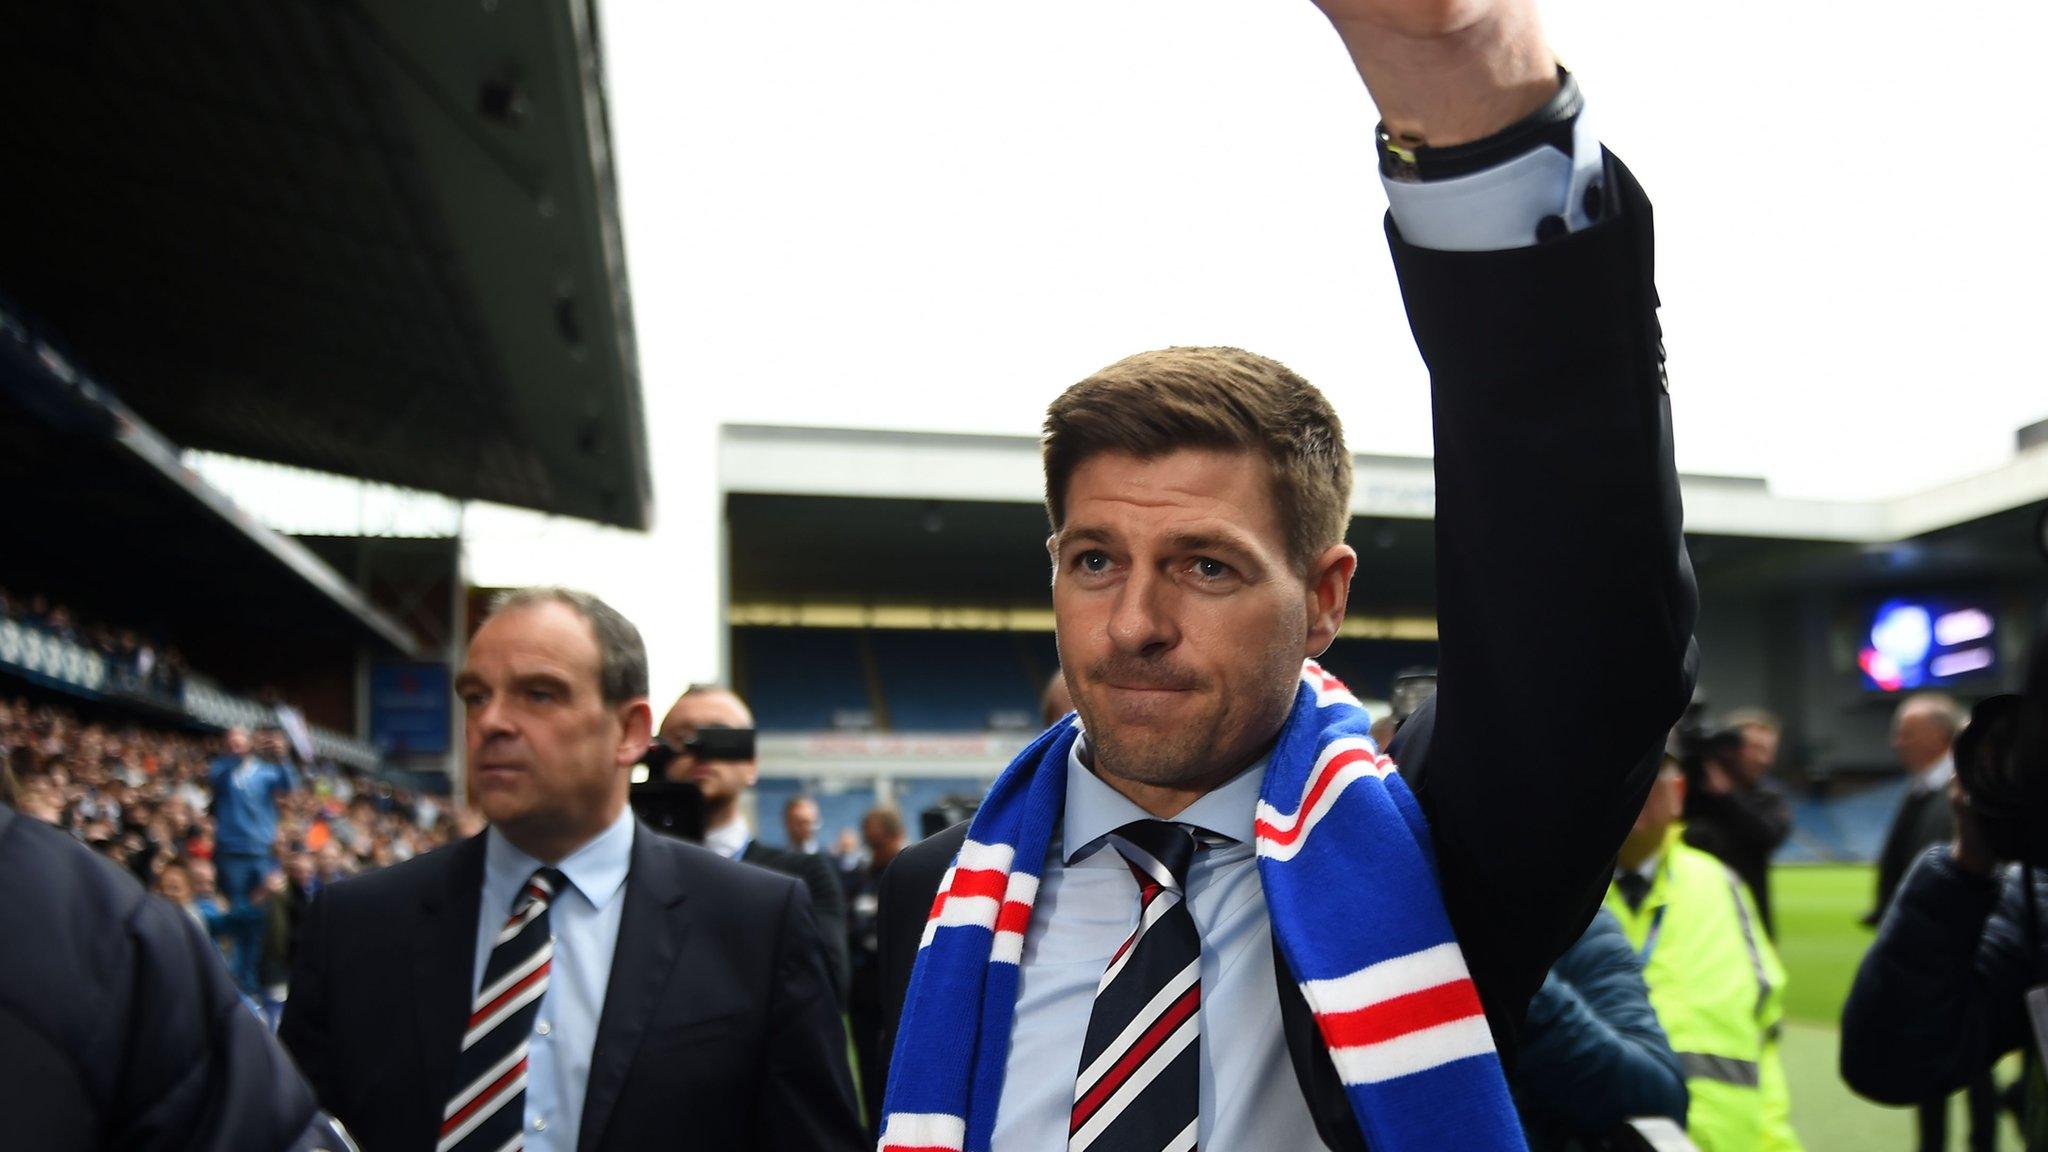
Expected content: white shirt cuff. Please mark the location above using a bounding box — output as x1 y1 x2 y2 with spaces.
1381 109 1606 252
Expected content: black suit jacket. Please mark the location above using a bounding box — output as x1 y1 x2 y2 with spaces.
877 153 1698 1152
280 819 864 1152
742 839 851 1005
0 806 335 1152
1872 783 1956 923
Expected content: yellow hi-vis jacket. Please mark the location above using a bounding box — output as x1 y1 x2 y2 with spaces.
1605 825 1802 1152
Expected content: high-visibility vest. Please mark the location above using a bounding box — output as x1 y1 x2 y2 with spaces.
1606 825 1803 1152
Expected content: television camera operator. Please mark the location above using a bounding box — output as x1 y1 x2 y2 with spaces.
644 686 850 1005
1841 604 2048 1149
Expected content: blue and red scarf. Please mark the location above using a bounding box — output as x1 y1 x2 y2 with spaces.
878 660 1526 1151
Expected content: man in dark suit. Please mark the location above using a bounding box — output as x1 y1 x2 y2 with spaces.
1872 692 1963 921
874 1 1699 1147
657 684 851 1005
280 588 862 1152
1866 691 1993 1152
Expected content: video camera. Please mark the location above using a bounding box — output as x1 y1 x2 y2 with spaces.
638 726 756 776
1956 607 2048 867
627 726 756 844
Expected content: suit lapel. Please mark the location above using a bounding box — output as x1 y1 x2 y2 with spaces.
1272 937 1370 1152
578 821 691 1152
412 833 487 1129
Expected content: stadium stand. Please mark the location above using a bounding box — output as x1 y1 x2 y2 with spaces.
1777 782 1913 864
0 585 377 769
738 627 875 730
868 630 1042 732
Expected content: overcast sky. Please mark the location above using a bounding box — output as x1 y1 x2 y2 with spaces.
462 0 2048 702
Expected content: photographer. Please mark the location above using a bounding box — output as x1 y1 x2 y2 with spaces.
1840 692 2048 1149
655 684 850 1004
1680 711 1792 938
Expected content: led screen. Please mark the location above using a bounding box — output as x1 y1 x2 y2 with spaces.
1858 597 1998 692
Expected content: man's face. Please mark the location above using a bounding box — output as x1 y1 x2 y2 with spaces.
861 813 903 858
457 602 650 852
1735 725 1778 783
188 859 217 896
255 730 287 761
286 853 315 886
657 691 757 807
1891 706 1951 772
225 728 251 757
1624 767 1686 854
1050 449 1353 804
785 799 820 846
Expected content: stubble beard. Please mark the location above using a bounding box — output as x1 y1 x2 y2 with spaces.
1081 655 1299 795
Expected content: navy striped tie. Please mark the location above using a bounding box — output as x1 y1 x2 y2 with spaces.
440 867 563 1152
1070 821 1205 1152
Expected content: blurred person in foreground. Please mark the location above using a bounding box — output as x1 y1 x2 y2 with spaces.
657 684 850 1004
873 0 1700 1146
0 769 353 1150
1864 691 1998 1152
1841 698 2042 1150
1511 904 1688 1150
281 588 862 1151
1681 710 1793 937
1608 757 1799 1151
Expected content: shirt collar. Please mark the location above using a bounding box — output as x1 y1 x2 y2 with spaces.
1062 734 1263 864
484 804 636 911
1915 754 1956 794
703 816 750 861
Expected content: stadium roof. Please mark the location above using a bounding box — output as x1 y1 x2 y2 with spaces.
0 0 649 528
2 318 419 659
718 424 2048 614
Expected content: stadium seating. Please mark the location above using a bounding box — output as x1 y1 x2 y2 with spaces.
740 627 1058 733
739 628 874 730
1778 781 1910 864
868 631 1041 731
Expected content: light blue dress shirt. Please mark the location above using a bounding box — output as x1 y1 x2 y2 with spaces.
472 806 635 1152
991 739 1323 1150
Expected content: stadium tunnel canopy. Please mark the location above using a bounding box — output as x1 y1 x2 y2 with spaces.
0 0 649 529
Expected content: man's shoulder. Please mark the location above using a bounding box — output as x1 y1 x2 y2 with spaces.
885 821 967 901
746 842 844 904
647 830 804 908
1668 841 1758 920
0 810 148 944
318 834 476 911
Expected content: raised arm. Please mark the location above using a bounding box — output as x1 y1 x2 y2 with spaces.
1337 0 1701 1057
1311 0 1557 147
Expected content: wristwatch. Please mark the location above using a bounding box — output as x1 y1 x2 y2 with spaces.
1377 66 1583 184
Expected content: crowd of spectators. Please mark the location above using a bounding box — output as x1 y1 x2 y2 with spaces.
0 584 192 697
0 694 462 1002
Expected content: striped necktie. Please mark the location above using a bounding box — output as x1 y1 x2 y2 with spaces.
440 866 564 1152
1070 820 1207 1152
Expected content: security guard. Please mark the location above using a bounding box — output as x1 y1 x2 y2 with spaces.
1608 757 1801 1152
